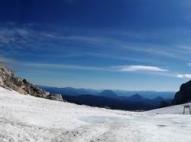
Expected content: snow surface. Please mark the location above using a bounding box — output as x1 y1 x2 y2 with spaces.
0 86 191 142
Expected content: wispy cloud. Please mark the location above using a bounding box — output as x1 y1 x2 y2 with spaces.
21 62 169 73
114 65 168 72
25 62 191 81
20 62 109 72
0 29 17 44
41 32 104 43
122 44 191 62
2 23 191 79
1 23 191 63
177 74 191 79
5 57 191 82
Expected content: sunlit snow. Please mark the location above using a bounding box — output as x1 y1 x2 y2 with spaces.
0 87 191 142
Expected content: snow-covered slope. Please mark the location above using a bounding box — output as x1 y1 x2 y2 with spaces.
148 103 191 115
0 86 191 142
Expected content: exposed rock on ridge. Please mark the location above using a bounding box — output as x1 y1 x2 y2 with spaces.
0 64 63 101
173 80 191 104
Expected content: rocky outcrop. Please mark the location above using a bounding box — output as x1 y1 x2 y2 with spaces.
0 65 63 101
172 80 191 104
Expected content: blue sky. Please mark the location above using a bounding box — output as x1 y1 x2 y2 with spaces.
1 0 191 91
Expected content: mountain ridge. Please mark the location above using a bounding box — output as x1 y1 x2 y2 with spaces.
173 80 191 104
0 65 63 101
42 86 174 99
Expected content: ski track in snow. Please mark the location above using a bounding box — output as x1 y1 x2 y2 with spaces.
0 87 191 142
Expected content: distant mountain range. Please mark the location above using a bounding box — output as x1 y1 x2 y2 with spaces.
42 86 99 96
42 86 174 99
62 93 171 111
42 86 174 111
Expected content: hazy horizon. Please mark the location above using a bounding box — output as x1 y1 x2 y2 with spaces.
40 84 176 92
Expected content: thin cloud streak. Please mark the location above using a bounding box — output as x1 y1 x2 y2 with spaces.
19 62 169 73
20 62 110 72
177 74 191 79
115 65 168 72
19 62 191 80
1 24 191 64
3 55 190 82
21 61 185 79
